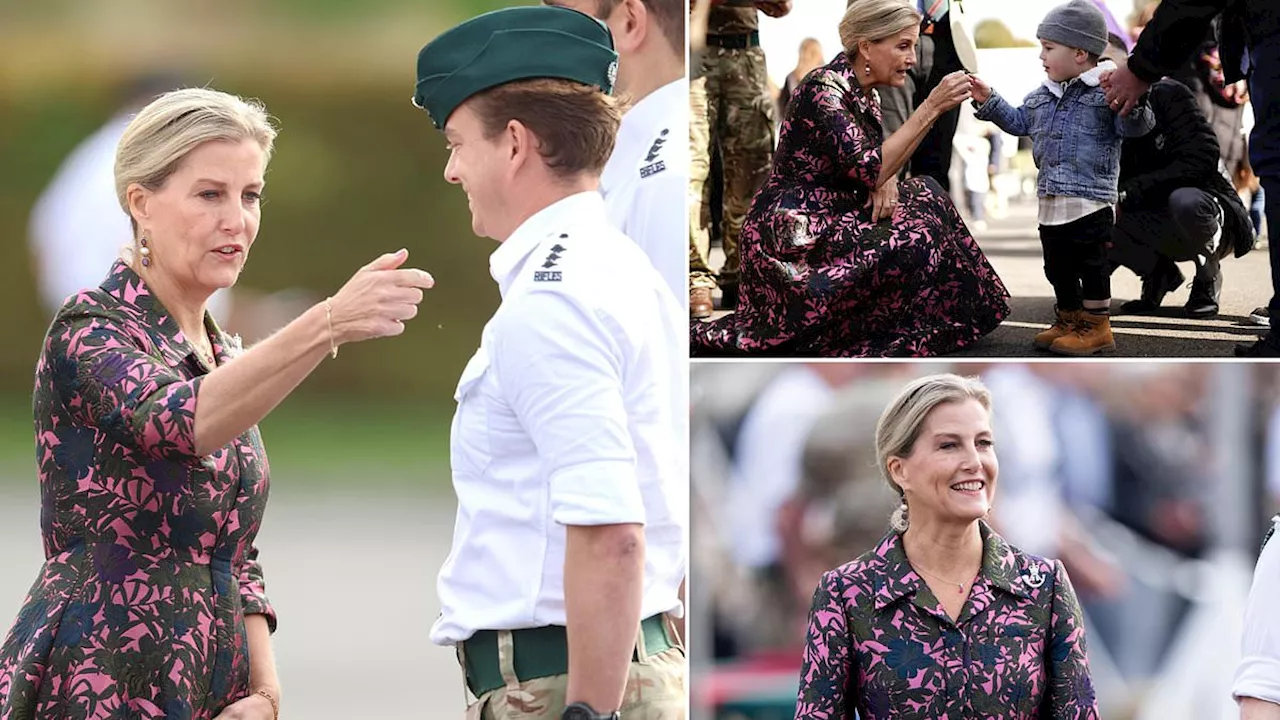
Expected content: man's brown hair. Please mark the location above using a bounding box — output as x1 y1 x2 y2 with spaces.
470 78 622 179
595 0 686 55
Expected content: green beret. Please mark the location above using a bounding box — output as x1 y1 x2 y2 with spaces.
412 6 619 130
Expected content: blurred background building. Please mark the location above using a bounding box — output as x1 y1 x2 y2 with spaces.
691 361 1277 720
0 1 541 717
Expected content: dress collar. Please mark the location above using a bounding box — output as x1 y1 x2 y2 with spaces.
488 191 608 297
99 259 231 369
871 521 1033 618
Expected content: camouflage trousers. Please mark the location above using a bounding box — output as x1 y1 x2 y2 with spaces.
689 75 717 291
460 623 686 719
688 45 775 290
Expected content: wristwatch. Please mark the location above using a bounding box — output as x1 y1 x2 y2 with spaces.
562 702 620 720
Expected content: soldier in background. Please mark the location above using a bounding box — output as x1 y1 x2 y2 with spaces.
545 0 688 300
689 0 790 318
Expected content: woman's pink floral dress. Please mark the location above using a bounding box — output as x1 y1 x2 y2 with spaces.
692 52 1010 357
0 261 275 720
796 523 1098 719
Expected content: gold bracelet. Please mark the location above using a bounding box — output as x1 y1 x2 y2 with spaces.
323 297 338 359
255 688 280 719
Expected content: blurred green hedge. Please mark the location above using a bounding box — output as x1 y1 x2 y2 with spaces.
1 76 499 406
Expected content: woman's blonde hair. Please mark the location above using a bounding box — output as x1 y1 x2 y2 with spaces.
839 0 922 58
114 87 278 236
874 373 992 532
791 38 827 79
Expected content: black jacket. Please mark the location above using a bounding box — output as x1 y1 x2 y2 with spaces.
1119 79 1254 259
1129 0 1280 84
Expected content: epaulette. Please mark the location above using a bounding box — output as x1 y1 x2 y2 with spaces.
533 233 570 283
639 128 670 179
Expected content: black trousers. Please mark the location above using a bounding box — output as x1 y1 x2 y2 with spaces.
1039 207 1115 310
1264 176 1280 332
1110 187 1222 283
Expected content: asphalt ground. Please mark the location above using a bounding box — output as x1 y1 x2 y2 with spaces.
700 198 1273 358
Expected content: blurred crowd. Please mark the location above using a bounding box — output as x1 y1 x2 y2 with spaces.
691 362 1280 718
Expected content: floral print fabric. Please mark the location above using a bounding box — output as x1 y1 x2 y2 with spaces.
796 524 1098 719
0 261 275 720
691 52 1010 357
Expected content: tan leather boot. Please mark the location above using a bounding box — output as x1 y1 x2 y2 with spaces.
1050 312 1117 356
1033 307 1082 350
690 287 714 319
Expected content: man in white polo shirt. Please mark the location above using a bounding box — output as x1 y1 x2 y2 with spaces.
412 6 687 720
544 0 688 301
1236 516 1280 719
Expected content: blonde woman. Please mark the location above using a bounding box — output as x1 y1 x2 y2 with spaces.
0 88 433 719
778 37 826 119
692 0 1009 357
796 374 1098 719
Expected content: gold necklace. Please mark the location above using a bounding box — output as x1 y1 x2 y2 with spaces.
191 336 215 367
910 562 976 595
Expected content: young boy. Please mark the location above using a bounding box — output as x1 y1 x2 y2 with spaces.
970 0 1154 355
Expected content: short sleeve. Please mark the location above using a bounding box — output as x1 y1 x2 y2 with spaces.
238 543 277 633
47 302 204 461
790 76 882 190
491 290 644 527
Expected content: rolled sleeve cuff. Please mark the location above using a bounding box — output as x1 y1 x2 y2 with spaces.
241 591 278 634
550 460 645 527
1234 656 1280 704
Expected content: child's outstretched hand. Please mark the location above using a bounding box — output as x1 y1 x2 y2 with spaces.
969 74 992 104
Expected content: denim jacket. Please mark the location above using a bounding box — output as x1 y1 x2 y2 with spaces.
975 60 1154 204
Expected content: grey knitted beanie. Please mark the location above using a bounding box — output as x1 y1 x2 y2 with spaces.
1037 0 1108 56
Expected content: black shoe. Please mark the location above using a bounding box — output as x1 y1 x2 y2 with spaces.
1120 261 1184 314
1251 307 1270 327
1184 276 1221 318
1235 334 1280 357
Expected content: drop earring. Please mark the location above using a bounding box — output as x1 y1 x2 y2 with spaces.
865 61 872 76
138 235 151 267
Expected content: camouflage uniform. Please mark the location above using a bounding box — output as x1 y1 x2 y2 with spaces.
688 2 775 292
464 626 686 719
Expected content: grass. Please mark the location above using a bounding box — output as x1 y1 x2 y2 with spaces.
0 393 456 494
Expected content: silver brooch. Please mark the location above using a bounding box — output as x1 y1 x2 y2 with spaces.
1022 563 1047 589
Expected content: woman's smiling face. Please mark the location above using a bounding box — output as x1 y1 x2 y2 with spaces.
888 398 998 528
